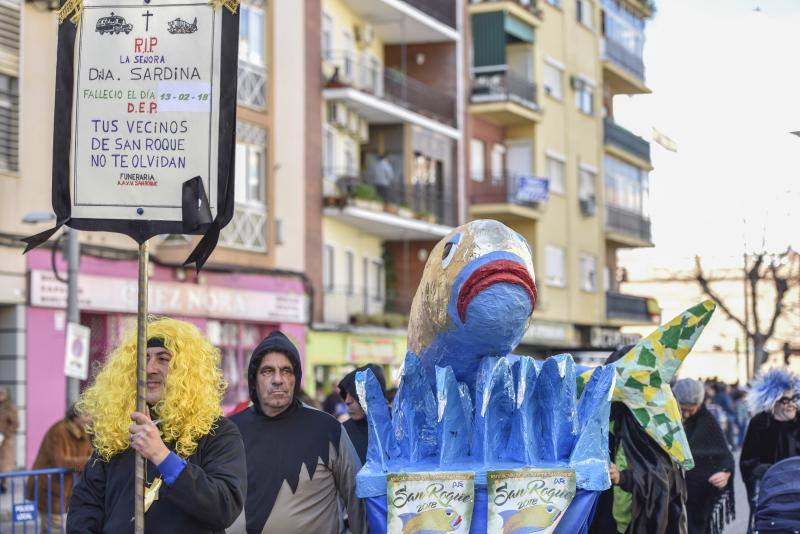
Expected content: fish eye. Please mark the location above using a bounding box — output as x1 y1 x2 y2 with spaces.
441 233 461 268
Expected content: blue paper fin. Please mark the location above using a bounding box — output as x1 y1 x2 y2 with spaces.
508 356 538 463
436 366 472 466
392 352 438 463
532 354 577 462
356 368 398 471
570 364 615 490
472 356 515 463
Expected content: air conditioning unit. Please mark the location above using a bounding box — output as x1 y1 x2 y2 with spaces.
355 24 374 48
570 75 584 90
579 196 596 216
327 101 349 129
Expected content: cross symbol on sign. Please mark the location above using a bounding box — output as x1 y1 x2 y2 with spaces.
142 10 153 31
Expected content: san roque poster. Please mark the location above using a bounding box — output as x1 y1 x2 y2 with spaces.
386 471 474 534
487 468 577 534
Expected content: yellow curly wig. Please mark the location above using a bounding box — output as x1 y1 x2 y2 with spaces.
77 316 226 461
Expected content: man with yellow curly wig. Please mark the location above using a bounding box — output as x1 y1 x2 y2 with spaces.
67 317 247 533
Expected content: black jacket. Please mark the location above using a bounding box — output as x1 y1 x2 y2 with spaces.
740 411 800 501
67 417 246 533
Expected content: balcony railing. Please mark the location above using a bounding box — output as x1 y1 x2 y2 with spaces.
601 37 645 82
605 205 651 242
471 69 538 110
607 291 654 322
324 168 457 227
237 60 267 109
469 0 544 18
219 202 268 252
324 51 456 126
323 287 386 325
469 173 549 207
603 118 651 163
403 0 456 28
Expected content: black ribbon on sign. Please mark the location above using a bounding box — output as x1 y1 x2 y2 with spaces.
22 5 239 272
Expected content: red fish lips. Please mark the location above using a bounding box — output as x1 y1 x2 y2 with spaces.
456 259 537 323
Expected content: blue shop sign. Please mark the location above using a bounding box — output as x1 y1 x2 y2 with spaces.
514 176 549 203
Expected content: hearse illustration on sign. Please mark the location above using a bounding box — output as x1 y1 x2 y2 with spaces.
168 17 198 34
95 13 133 35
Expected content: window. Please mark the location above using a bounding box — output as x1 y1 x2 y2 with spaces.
580 254 597 292
579 166 597 216
0 74 19 173
470 139 485 182
604 155 649 215
545 246 566 287
234 140 265 204
239 4 265 65
575 81 594 115
323 125 335 178
543 63 563 100
602 0 645 59
345 251 355 295
491 144 505 185
321 12 333 60
372 260 384 301
342 31 354 80
546 0 561 6
546 154 565 195
344 139 357 177
323 245 335 293
576 0 594 29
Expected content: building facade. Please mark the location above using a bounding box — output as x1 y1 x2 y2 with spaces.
465 0 659 360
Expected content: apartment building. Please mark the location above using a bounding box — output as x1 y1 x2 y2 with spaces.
464 0 659 359
0 0 312 466
301 0 466 393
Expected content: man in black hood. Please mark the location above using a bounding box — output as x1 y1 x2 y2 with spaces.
338 364 387 464
229 331 366 534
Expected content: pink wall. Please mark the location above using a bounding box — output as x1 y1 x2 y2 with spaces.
26 306 67 466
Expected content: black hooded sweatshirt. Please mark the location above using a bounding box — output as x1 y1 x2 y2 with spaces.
337 364 386 464
230 331 366 534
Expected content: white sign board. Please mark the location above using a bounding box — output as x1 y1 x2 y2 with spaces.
70 0 222 222
65 322 91 380
30 270 309 324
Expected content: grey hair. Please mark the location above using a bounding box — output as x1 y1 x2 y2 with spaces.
673 378 706 406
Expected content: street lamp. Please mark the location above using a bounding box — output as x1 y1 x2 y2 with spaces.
22 212 81 406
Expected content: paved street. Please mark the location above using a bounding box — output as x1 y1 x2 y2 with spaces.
725 451 750 534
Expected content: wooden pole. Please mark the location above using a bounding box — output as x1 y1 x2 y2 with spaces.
134 240 149 533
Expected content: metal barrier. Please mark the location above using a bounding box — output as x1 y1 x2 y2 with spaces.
0 468 76 534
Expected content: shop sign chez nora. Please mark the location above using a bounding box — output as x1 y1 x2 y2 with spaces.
23 0 240 270
386 472 475 533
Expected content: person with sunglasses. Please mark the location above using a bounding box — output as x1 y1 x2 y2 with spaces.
740 368 800 525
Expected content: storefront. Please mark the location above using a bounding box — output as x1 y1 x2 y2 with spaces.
305 329 407 400
25 249 308 465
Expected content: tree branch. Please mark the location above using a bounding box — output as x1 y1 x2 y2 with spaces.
749 254 765 335
694 256 748 331
765 259 790 339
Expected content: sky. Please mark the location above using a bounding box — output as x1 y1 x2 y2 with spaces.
615 0 800 270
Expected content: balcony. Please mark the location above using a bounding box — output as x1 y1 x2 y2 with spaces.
606 291 659 325
323 287 386 326
605 205 652 248
404 0 456 28
237 60 267 110
468 0 543 28
219 203 268 252
470 70 541 125
323 169 455 240
603 118 651 168
600 38 650 95
337 0 459 43
323 51 458 138
469 174 548 221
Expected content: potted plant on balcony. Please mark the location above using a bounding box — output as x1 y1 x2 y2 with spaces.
415 210 437 224
384 203 400 215
351 183 382 211
397 202 414 219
